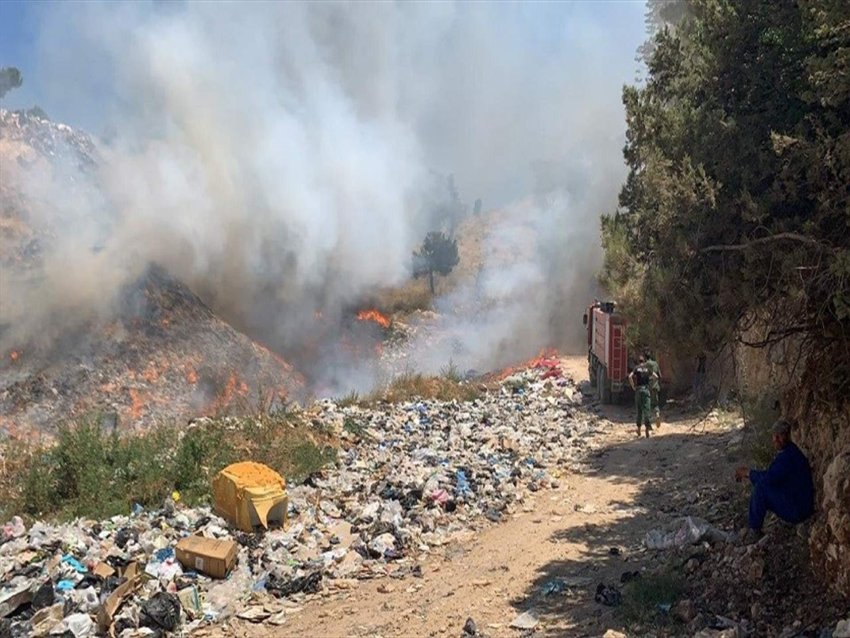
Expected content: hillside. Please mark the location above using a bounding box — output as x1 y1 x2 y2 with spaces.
0 110 304 437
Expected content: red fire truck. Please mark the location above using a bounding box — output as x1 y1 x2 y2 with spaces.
583 301 628 404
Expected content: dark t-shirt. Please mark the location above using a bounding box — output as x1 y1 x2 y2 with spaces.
633 364 651 388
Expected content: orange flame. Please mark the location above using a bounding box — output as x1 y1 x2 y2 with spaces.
205 372 249 415
498 348 559 380
129 389 145 419
10 351 19 362
356 309 390 329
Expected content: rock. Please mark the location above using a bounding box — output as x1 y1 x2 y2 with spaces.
835 617 850 638
602 631 628 638
509 609 540 629
750 602 763 620
673 598 696 623
689 613 706 633
463 617 478 635
377 582 395 594
686 558 700 573
237 606 271 623
747 558 765 581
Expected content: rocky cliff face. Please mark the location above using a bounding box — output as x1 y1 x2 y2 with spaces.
791 396 850 597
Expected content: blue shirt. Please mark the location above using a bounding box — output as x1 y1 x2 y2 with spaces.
750 442 814 519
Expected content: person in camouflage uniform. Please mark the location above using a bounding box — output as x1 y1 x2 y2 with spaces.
644 348 662 429
629 355 655 438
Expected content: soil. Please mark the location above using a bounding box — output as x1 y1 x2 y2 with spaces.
209 356 844 638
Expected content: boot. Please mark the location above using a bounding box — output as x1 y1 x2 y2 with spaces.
655 414 661 429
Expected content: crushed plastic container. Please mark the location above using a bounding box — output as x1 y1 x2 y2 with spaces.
212 462 288 532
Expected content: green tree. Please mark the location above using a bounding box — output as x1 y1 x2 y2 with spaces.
0 67 23 99
413 231 460 294
602 0 849 394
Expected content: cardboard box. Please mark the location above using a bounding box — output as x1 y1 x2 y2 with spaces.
96 562 139 634
212 462 288 532
175 534 238 579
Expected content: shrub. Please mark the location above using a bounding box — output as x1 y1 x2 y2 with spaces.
620 572 685 628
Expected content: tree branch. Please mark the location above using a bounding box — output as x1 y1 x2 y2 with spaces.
702 232 830 253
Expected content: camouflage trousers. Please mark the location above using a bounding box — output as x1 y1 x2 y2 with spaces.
635 387 652 428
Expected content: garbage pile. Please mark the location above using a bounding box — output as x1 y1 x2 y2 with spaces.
1 363 599 636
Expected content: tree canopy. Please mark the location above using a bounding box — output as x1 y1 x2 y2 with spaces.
0 67 23 100
602 0 849 397
413 231 460 294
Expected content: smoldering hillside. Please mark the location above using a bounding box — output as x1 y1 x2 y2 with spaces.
1 3 644 397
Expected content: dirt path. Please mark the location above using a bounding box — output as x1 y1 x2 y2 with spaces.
219 356 741 638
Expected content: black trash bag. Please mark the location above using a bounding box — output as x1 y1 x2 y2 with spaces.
140 592 182 631
193 516 211 530
114 528 138 549
31 580 55 610
594 583 622 607
105 555 132 570
114 615 137 635
74 575 102 590
102 575 127 596
265 572 322 598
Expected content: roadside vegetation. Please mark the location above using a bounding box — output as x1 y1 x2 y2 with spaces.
0 410 337 522
368 369 481 404
620 571 686 630
601 0 849 402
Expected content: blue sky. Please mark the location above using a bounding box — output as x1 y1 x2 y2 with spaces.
0 1 648 134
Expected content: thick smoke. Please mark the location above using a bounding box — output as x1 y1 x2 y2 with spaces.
2 2 643 392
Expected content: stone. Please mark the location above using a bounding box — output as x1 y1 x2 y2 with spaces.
673 598 696 623
463 617 478 635
509 609 540 629
747 558 765 582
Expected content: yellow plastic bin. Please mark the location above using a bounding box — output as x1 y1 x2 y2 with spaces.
212 462 288 532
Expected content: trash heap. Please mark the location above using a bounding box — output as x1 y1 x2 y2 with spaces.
1 363 600 636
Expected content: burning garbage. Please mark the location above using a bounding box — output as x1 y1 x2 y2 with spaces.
0 359 595 635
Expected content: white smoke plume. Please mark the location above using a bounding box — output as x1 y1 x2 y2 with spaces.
2 2 643 392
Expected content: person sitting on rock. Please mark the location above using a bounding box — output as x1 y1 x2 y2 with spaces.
735 419 814 542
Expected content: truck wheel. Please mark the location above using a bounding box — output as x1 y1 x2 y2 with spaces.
599 366 612 404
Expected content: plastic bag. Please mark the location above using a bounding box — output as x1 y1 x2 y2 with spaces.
644 516 732 550
140 592 182 631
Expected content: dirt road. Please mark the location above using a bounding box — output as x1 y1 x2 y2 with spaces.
220 356 741 637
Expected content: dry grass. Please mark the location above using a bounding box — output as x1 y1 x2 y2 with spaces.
368 371 482 404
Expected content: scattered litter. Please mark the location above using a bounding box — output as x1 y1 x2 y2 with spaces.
175 534 237 578
645 516 733 549
0 365 595 635
541 576 592 596
595 583 623 606
140 592 181 631
620 570 641 584
213 462 288 532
